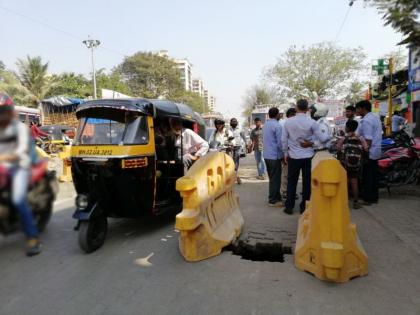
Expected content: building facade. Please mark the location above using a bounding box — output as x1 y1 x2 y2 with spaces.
192 79 204 96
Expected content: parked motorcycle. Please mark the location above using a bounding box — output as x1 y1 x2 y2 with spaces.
381 125 412 152
378 141 420 192
0 161 58 235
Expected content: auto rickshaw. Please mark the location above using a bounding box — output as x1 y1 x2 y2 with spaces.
71 98 206 253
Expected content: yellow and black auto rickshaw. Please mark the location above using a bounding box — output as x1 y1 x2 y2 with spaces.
71 98 206 253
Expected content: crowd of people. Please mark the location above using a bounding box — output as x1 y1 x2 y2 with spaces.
249 99 383 214
0 88 390 257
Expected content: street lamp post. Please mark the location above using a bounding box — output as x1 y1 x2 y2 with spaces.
83 38 101 99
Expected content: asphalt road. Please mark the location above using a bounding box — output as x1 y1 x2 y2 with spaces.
1 156 420 315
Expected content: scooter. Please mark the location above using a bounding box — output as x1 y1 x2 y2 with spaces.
378 141 420 193
209 137 235 157
0 161 58 235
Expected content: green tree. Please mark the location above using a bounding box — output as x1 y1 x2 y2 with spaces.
95 69 131 97
266 42 366 99
0 61 5 71
242 85 279 118
118 52 183 98
171 90 209 113
364 0 420 51
47 72 91 98
0 68 32 105
345 81 368 104
15 56 55 106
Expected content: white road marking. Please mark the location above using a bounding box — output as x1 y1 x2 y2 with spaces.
134 252 154 267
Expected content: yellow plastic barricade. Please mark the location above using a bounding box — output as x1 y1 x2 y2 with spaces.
58 145 72 182
295 159 368 283
175 152 244 262
35 146 50 159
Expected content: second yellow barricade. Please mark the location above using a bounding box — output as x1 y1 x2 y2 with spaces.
295 159 368 283
58 145 72 182
175 152 244 262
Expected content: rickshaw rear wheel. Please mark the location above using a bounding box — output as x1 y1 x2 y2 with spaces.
78 215 108 253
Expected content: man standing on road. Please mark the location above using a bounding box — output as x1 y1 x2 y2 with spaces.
310 102 333 163
356 100 382 205
229 118 246 185
282 99 330 215
250 117 265 180
280 107 296 199
263 107 284 207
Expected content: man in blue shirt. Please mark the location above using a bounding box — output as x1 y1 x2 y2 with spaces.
356 100 382 204
391 110 406 134
263 107 284 207
282 99 330 214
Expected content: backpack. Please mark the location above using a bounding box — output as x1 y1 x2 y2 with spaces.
342 135 363 171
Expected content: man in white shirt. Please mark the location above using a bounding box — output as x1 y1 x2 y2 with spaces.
355 100 382 205
169 118 209 172
279 107 296 198
282 99 331 215
229 118 246 184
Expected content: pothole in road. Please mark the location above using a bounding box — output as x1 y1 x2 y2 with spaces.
226 229 295 263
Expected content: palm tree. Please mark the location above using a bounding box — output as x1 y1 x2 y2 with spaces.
0 68 32 105
15 56 55 106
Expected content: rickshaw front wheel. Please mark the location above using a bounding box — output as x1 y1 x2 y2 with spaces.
78 215 108 253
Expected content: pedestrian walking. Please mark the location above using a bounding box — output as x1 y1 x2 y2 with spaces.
282 99 330 215
279 107 296 199
263 107 284 207
355 100 382 205
250 117 265 179
336 119 368 209
229 118 246 184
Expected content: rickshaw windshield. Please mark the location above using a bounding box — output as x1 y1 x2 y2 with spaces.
76 111 148 145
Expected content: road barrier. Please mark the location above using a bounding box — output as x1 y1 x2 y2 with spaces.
35 146 50 159
58 145 72 182
295 159 368 283
175 152 244 262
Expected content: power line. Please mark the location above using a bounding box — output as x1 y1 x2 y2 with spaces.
334 2 354 42
0 4 127 58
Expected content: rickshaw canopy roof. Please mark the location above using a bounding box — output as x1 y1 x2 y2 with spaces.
76 98 205 125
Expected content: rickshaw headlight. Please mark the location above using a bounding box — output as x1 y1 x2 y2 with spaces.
76 194 89 210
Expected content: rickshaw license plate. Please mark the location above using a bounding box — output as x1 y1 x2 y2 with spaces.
77 148 113 156
122 157 148 169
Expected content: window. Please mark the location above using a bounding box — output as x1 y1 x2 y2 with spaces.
77 113 148 145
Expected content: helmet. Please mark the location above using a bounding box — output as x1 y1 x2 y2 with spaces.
214 118 225 126
310 102 328 119
0 92 14 111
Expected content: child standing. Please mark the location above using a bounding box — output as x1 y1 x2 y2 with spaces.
337 120 368 209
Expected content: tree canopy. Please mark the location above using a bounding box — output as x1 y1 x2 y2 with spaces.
47 72 90 98
171 90 209 113
0 68 32 105
241 85 280 118
16 56 55 105
365 0 420 52
266 42 366 99
118 52 183 98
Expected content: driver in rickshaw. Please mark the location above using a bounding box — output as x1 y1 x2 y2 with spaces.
169 118 209 170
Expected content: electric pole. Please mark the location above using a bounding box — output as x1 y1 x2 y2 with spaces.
83 37 101 99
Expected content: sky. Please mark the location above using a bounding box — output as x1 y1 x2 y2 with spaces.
0 0 404 118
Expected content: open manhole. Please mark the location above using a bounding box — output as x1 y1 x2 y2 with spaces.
227 229 295 263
